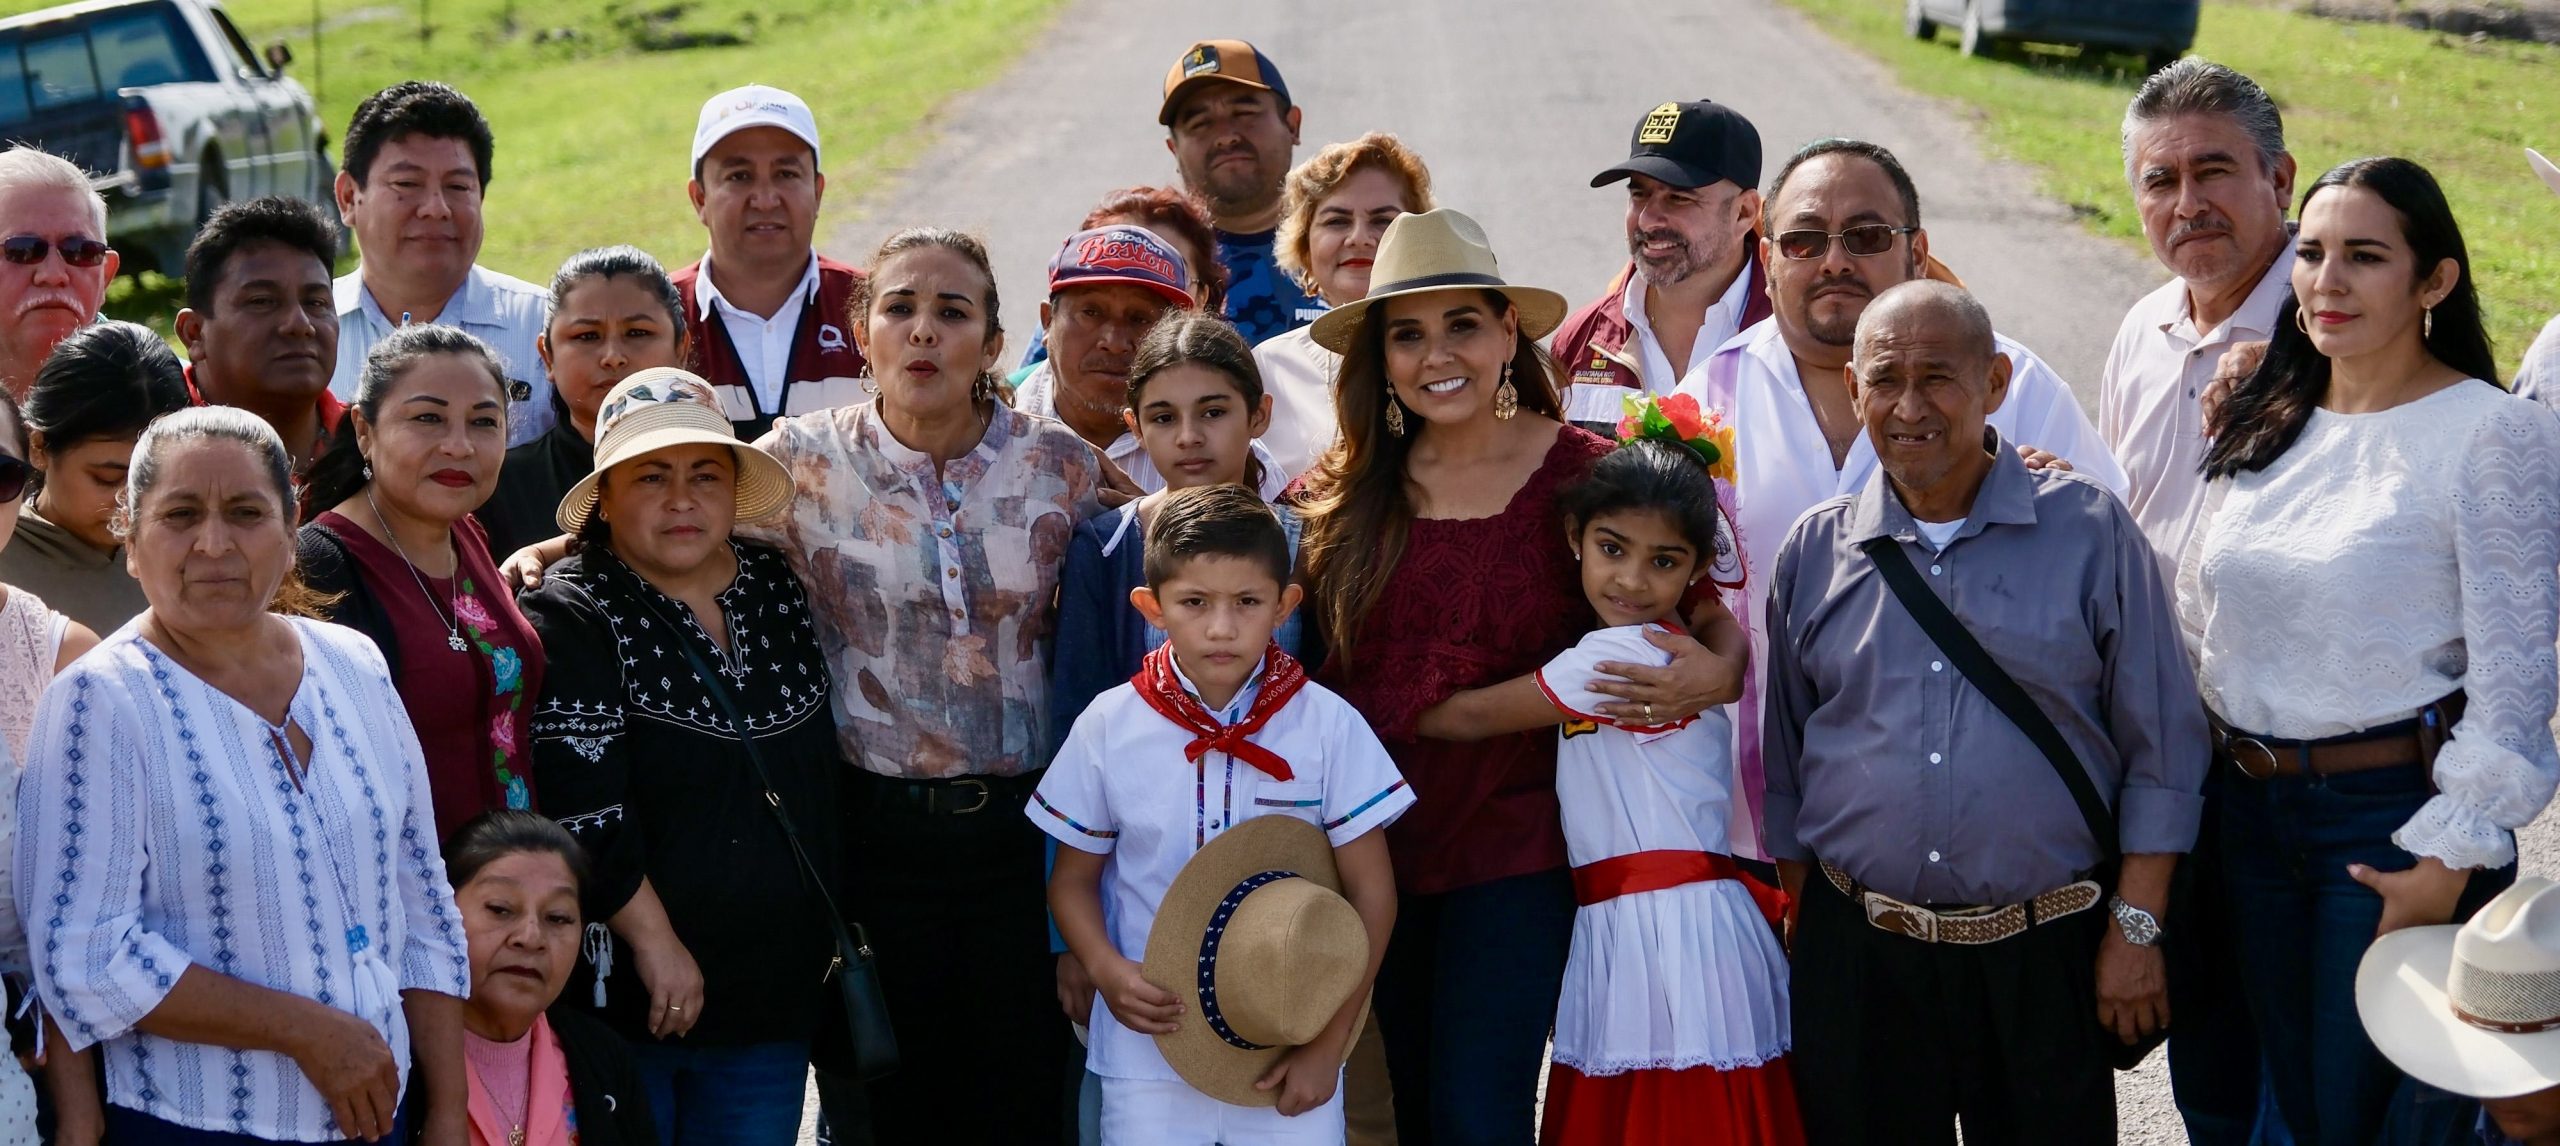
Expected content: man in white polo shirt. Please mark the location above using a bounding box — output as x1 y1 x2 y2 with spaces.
673 83 868 440
330 81 552 446
2102 58 2300 1146
1676 135 2121 865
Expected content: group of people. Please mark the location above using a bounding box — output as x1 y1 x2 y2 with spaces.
0 28 2551 1146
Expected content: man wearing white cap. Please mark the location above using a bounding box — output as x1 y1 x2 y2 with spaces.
673 83 869 441
2359 876 2560 1145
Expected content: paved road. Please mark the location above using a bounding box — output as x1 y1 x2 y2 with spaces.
813 1 2560 1142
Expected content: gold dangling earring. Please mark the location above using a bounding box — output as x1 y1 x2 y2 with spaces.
1493 361 1519 421
2424 306 2435 341
1384 392 1407 437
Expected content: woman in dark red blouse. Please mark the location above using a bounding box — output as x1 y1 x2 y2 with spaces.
1295 209 1734 1144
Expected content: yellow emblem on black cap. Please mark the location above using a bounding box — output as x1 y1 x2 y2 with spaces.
1638 102 1681 146
1183 44 1221 78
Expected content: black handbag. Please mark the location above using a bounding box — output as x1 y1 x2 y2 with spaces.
1860 535 2170 1070
633 589 902 1082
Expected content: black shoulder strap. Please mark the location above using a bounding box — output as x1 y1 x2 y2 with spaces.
623 586 864 957
1858 535 2119 859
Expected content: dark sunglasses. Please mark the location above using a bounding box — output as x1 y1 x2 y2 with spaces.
1774 224 1918 261
0 455 27 504
0 235 110 268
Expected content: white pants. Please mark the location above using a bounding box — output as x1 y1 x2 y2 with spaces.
1097 1075 1346 1145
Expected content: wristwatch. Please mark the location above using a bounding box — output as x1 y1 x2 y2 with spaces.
2108 896 2163 947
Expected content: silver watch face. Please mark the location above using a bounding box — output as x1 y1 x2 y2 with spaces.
2111 897 2162 945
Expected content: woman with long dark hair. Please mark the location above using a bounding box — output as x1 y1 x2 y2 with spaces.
0 322 189 633
2187 156 2560 1144
1293 208 1737 1143
298 324 547 841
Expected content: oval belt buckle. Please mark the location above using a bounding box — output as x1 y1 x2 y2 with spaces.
2225 734 2281 780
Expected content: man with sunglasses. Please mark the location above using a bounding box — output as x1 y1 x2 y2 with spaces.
1674 137 2120 866
1551 99 1772 433
0 148 116 402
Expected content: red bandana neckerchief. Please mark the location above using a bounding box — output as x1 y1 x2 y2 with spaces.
1131 643 1307 781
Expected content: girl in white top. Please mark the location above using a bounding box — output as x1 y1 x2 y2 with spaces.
2182 157 2560 1145
18 408 473 1144
1416 408 1796 1146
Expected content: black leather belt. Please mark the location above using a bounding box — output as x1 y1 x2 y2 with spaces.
861 769 1043 816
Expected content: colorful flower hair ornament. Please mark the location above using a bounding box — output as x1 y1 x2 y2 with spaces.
1615 392 1736 483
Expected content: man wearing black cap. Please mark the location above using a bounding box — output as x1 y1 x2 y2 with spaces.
1550 100 1773 431
1160 39 1320 345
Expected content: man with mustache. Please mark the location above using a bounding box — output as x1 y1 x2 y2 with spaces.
1551 99 1772 432
330 81 552 446
175 196 345 474
1160 39 1319 345
0 148 116 402
1765 280 2203 1146
674 84 868 440
2101 58 2299 1146
1015 225 1285 496
1676 137 2119 864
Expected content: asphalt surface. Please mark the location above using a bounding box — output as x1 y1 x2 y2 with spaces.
809 1 2560 1141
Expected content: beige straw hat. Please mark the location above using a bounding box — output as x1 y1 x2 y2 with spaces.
553 367 794 534
2358 876 2560 1099
1144 815 1371 1106
1307 207 1568 354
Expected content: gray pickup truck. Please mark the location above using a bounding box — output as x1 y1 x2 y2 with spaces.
0 0 329 275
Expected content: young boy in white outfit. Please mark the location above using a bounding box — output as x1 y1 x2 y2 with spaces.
1035 484 1411 1145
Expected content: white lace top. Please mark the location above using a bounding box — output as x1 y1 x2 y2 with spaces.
0 587 65 762
2180 381 2560 870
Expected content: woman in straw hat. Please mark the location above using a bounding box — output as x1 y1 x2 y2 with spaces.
1293 207 1741 1142
513 369 839 1144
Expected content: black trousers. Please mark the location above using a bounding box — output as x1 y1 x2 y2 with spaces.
831 770 1070 1145
1790 870 2116 1146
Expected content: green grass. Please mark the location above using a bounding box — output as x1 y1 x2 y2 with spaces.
82 0 1065 332
1779 0 2560 376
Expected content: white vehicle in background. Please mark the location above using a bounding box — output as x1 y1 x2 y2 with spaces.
0 0 329 275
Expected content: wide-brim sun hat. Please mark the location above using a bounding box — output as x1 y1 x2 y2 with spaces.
1307 207 1569 354
2530 148 2560 200
1143 815 1370 1107
2358 875 2560 1100
554 367 794 534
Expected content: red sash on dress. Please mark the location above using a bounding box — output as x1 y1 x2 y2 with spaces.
1570 849 1743 906
1130 643 1307 782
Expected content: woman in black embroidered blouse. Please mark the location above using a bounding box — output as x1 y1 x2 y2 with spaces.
515 370 838 1144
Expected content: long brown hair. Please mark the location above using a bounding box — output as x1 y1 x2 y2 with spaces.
1295 290 1562 664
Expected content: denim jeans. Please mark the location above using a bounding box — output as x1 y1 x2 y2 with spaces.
623 1039 809 1146
1372 866 1576 1146
2169 767 2293 1146
103 1104 405 1144
2220 761 2514 1146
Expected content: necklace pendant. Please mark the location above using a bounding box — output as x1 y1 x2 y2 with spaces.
509 1130 525 1146
448 632 468 652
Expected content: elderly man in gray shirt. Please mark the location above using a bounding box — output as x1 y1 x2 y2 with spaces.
1763 281 2208 1145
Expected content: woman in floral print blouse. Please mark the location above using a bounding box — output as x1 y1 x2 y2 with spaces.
300 324 547 841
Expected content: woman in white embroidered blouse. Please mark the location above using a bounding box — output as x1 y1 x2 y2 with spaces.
16 407 474 1145
2183 158 2560 1145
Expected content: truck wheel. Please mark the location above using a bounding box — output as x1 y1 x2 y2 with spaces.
194 155 225 227
1960 0 1996 58
1906 0 1938 40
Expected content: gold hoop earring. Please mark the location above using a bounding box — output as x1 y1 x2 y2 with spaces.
1384 394 1407 437
860 371 879 397
2294 306 2311 336
1493 362 1519 421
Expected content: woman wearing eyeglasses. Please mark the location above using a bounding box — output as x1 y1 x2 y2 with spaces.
1670 138 2122 864
0 322 192 637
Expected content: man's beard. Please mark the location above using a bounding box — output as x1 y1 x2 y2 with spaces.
1630 229 1719 285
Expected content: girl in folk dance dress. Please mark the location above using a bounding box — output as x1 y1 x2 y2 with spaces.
1417 395 1800 1145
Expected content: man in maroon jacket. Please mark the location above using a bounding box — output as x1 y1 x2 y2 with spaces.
675 83 868 440
1550 99 1770 433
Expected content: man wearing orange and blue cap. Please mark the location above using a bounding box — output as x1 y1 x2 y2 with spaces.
1160 40 1322 346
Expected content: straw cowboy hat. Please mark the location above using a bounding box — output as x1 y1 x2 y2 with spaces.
1308 207 1569 354
2532 148 2560 200
2358 876 2560 1099
1144 815 1370 1107
554 367 794 534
